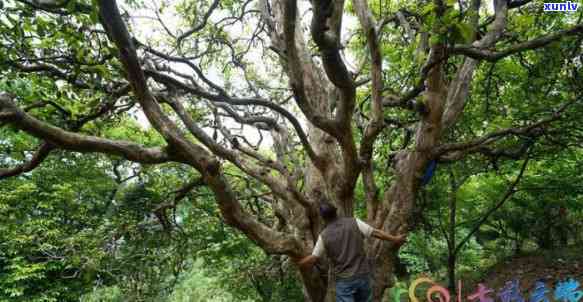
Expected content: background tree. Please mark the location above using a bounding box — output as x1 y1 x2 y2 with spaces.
1 0 582 300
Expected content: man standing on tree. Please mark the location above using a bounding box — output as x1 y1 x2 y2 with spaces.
293 201 406 302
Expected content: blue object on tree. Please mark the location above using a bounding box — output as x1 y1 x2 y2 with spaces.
421 160 437 186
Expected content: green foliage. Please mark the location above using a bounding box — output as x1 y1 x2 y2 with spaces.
0 154 115 301
167 259 251 302
80 286 124 302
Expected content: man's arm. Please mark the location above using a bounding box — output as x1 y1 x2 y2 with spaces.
356 218 407 246
371 229 407 246
295 255 318 270
292 235 324 270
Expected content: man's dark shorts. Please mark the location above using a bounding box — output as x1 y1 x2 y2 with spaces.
335 273 372 302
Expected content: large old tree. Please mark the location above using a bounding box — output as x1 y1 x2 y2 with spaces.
1 0 582 300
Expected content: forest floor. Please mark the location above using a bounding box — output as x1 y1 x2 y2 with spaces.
468 245 583 293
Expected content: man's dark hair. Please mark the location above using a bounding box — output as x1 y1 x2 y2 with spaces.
319 200 338 223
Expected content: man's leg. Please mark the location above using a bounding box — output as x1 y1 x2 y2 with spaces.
336 279 357 302
353 275 372 302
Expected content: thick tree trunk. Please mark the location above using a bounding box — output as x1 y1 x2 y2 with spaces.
447 254 456 293
370 249 398 301
299 254 398 302
299 267 329 302
447 171 457 292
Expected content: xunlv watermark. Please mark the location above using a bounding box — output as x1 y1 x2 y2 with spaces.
544 1 579 11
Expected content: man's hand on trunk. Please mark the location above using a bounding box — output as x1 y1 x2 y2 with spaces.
290 254 318 270
372 229 407 247
392 234 407 247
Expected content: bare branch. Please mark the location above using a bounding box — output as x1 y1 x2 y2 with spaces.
5 62 92 89
0 93 174 164
145 69 321 164
436 99 577 158
15 0 92 15
452 24 583 62
310 0 354 91
154 177 205 212
98 0 302 255
176 0 220 46
508 0 534 9
454 156 530 255
442 0 511 131
0 142 54 179
353 0 385 220
281 0 338 141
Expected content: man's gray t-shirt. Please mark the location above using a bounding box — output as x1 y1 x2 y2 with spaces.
312 218 373 257
311 218 374 279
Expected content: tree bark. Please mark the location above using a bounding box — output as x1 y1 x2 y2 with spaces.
447 171 458 293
